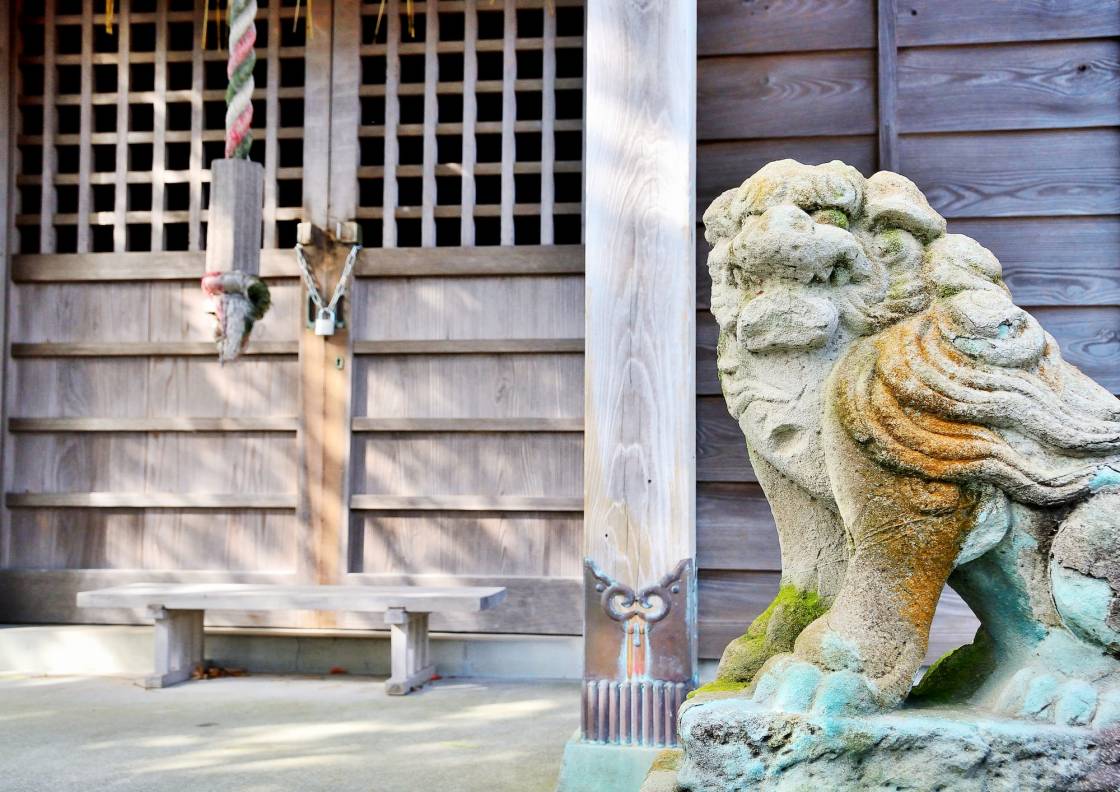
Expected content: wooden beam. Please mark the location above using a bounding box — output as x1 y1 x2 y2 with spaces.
39 0 57 255
460 0 478 245
11 245 585 282
349 494 583 512
896 0 1120 47
301 0 331 228
11 341 297 358
188 1 206 251
308 0 359 597
421 4 439 246
581 0 697 744
357 33 585 57
5 493 297 509
76 1 93 252
262 0 281 248
540 5 556 245
9 417 300 433
293 0 358 634
381 0 401 247
351 417 583 433
877 0 899 171
499 0 517 244
329 0 362 231
355 244 585 275
151 0 167 252
112 0 130 252
353 338 583 355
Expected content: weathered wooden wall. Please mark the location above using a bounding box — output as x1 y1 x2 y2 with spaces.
6 0 1115 663
695 0 1120 661
1 0 587 637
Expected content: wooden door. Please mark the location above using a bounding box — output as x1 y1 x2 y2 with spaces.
329 0 586 635
0 0 587 638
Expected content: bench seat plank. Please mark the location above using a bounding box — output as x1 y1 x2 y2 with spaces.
76 582 507 694
76 583 507 614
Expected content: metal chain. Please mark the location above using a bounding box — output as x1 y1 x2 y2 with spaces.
294 242 361 313
328 243 361 311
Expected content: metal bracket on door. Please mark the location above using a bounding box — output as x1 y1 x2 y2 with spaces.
296 221 362 333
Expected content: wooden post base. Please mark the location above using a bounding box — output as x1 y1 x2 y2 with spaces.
145 607 204 689
384 608 435 695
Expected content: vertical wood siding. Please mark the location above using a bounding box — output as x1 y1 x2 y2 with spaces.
695 0 1120 661
2 0 587 636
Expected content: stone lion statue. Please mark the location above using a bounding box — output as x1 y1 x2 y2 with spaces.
704 159 1120 725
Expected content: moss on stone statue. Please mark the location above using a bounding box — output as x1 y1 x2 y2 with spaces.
813 208 849 230
714 584 831 685
909 626 998 705
687 677 752 700
648 749 683 773
876 228 907 257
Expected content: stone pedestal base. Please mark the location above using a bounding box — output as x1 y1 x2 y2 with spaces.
555 732 664 792
643 695 1120 792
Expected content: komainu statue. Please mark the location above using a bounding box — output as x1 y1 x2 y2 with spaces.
646 160 1120 791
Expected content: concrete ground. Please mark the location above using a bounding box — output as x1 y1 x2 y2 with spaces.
0 672 580 792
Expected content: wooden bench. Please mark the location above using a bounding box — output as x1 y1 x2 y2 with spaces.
76 583 507 694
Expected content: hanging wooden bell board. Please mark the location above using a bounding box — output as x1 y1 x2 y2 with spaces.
201 159 270 363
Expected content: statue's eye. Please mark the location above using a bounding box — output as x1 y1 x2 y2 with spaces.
811 208 849 230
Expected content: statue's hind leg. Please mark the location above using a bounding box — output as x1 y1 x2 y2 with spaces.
715 452 849 685
947 491 1120 726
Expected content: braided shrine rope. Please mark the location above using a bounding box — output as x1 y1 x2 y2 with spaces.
226 0 258 159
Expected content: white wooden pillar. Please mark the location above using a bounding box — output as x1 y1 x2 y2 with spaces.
580 0 697 751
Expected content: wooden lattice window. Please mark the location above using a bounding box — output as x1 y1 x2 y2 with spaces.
14 0 583 254
355 0 584 247
14 0 310 255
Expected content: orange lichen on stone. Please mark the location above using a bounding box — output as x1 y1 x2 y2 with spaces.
834 301 1120 507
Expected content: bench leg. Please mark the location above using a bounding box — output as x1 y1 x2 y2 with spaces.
384 609 435 695
146 607 204 689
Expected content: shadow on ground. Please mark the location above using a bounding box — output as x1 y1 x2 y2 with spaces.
0 673 580 792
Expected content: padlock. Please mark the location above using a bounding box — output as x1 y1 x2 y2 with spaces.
314 306 336 336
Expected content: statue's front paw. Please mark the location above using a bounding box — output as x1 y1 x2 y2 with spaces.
995 668 1120 728
751 654 884 717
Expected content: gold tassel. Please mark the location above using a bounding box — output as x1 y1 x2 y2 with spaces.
374 0 386 36
373 0 421 40
293 0 312 40
201 0 209 49
104 0 113 33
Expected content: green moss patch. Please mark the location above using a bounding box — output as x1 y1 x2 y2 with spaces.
715 584 830 685
686 678 751 700
909 626 997 706
814 208 849 230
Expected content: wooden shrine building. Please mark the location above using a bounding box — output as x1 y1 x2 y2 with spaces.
0 0 1119 771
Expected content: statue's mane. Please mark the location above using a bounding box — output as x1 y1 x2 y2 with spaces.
835 302 1120 506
